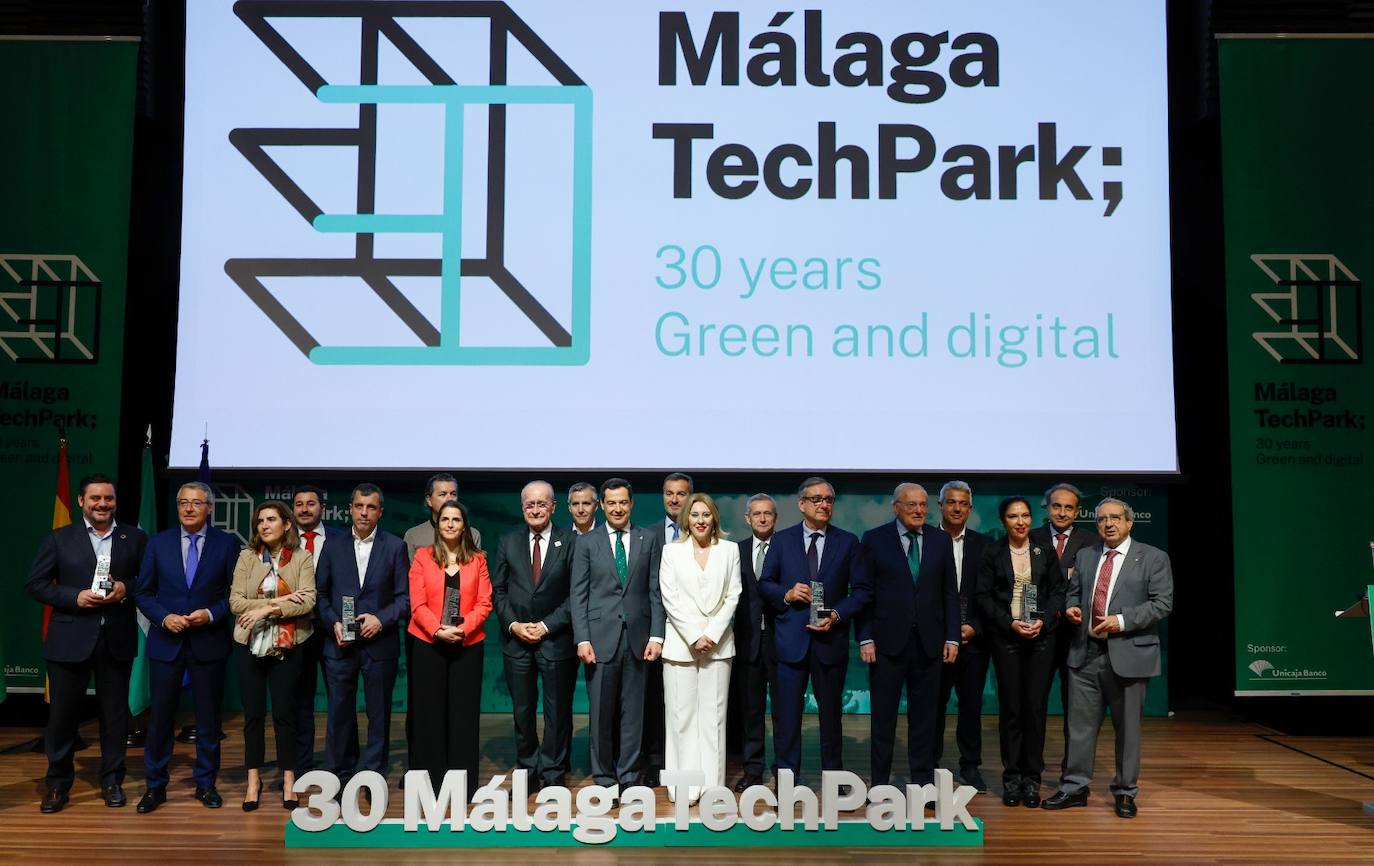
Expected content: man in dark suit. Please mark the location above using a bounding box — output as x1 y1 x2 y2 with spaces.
26 474 148 813
1043 498 1173 819
570 478 664 790
1028 482 1095 777
134 481 239 812
290 484 348 776
758 477 870 785
491 480 579 789
315 483 409 784
856 483 959 787
566 481 601 535
933 480 995 792
731 493 778 792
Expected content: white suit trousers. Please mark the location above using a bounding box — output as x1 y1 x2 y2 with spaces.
663 656 732 802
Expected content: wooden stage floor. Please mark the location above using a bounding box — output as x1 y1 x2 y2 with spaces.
1 711 1371 864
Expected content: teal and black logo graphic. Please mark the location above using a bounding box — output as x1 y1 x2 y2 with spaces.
0 255 102 364
225 1 592 365
1249 254 1362 365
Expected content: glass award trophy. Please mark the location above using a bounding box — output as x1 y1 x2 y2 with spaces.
809 580 826 627
90 553 114 599
341 595 358 641
442 585 462 626
1021 584 1040 626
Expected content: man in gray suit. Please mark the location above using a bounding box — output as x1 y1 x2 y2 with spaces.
1042 498 1173 819
571 478 665 790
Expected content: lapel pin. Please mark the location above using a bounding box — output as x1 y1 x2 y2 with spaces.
554 540 562 548
1032 546 1041 556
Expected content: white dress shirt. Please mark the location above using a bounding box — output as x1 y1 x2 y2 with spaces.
516 526 553 636
940 523 965 589
353 528 376 586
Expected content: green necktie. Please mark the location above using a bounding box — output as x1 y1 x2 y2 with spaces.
907 530 921 583
614 530 628 585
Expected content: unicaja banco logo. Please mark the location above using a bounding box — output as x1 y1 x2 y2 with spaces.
1247 660 1273 677
226 1 592 366
1249 254 1362 364
1247 659 1327 682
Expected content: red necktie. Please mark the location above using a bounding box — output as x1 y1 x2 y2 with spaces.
1091 549 1117 625
1055 532 1066 558
531 534 542 586
304 530 317 553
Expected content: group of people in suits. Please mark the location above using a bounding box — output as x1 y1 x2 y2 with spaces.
26 472 1171 822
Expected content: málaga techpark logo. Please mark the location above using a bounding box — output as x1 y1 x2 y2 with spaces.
225 1 591 366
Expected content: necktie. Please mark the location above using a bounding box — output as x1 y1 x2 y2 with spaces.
185 533 201 588
671 522 680 541
1091 549 1118 625
755 541 768 629
531 534 543 586
1055 532 1067 559
304 530 317 553
614 531 628 584
806 532 820 582
906 530 921 583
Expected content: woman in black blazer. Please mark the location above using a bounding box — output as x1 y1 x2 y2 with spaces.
974 495 1066 809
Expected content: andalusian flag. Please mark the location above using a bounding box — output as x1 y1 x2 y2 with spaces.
129 426 156 716
44 434 73 702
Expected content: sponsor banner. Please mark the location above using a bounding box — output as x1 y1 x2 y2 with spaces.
0 39 137 693
1220 38 1374 694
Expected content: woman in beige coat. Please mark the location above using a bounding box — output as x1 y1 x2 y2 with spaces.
230 500 316 811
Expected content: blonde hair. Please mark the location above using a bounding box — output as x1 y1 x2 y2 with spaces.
677 492 726 545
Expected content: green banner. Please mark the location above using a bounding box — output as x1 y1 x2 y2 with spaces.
1221 38 1374 694
0 39 138 694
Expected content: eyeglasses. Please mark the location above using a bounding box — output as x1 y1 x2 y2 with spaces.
1097 514 1128 524
895 501 927 510
176 499 208 508
801 496 836 505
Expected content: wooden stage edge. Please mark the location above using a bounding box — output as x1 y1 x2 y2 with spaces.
1 710 1371 864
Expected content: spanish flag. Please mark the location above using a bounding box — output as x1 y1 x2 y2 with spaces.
43 434 72 702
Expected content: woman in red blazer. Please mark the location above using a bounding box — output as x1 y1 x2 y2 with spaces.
407 500 492 790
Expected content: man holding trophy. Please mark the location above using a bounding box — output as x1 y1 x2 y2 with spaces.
758 477 871 787
315 483 409 786
26 474 148 813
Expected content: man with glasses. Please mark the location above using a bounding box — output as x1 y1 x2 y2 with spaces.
491 481 579 790
856 483 959 788
134 482 240 812
1042 498 1173 819
758 477 870 787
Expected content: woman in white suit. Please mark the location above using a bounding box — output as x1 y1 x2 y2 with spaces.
659 492 741 803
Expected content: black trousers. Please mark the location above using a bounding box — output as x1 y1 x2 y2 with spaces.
235 643 302 770
868 633 942 786
44 632 131 790
774 648 848 779
291 625 324 775
989 633 1056 792
936 641 991 773
739 636 778 778
408 638 484 790
504 649 578 786
1054 622 1076 776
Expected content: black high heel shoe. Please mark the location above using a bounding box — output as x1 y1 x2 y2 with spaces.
243 780 262 812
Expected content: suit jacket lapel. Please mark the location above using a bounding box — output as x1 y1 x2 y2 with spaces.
627 527 648 586
360 535 383 593
1107 544 1139 609
71 523 98 570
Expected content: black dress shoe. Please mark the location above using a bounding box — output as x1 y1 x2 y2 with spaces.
958 768 989 793
40 787 69 814
195 785 223 808
1002 789 1021 807
644 768 661 787
1114 794 1137 818
136 788 166 814
1022 786 1041 808
733 773 763 793
102 784 127 807
837 784 855 798
1042 788 1089 810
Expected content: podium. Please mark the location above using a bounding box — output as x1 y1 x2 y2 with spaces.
1333 584 1374 816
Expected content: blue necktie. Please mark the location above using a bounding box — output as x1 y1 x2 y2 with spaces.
185 533 201 587
671 522 680 541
